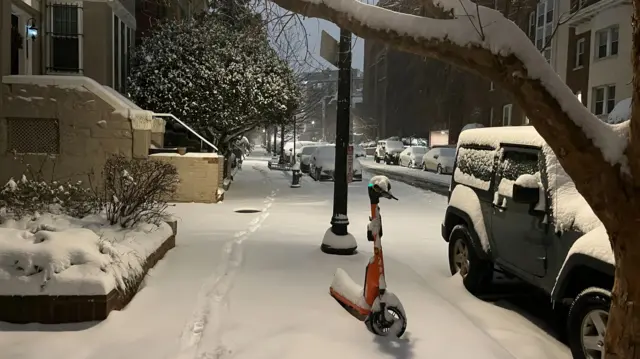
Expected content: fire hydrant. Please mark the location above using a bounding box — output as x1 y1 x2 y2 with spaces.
291 163 302 188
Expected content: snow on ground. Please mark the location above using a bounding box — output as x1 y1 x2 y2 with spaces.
0 155 569 359
0 214 172 295
359 156 452 186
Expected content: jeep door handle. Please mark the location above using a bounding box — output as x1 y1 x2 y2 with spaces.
492 203 507 211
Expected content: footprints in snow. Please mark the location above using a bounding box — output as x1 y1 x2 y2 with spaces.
174 188 278 359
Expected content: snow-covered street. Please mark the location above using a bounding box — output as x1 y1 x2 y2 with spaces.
0 156 570 359
358 157 452 194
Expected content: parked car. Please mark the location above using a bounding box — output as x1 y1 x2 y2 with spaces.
353 144 367 158
309 145 363 182
373 140 404 164
297 145 324 173
398 146 429 168
422 146 456 174
441 126 612 359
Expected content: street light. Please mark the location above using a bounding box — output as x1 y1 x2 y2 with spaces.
311 121 315 125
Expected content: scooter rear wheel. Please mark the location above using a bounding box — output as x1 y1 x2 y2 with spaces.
365 306 407 338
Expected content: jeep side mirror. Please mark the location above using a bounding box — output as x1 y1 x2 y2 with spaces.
512 174 540 204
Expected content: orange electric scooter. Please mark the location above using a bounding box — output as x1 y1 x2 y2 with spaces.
329 175 407 338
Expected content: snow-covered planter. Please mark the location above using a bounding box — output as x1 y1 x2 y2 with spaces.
0 213 177 324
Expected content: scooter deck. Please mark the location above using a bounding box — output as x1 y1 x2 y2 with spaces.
330 290 368 321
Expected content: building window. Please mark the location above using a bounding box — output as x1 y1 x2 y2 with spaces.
489 107 494 126
7 118 60 154
593 85 616 115
113 14 120 90
595 26 619 59
533 0 554 63
490 81 495 91
528 12 536 40
575 38 585 68
47 3 82 73
502 104 512 126
120 21 126 93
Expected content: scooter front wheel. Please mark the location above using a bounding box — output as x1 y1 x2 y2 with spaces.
365 306 407 338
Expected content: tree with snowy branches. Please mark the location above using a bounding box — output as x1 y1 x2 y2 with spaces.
268 0 640 357
127 13 300 158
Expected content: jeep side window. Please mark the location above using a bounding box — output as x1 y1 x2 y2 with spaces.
453 146 496 191
499 151 539 182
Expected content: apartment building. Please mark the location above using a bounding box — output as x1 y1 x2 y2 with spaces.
2 0 136 93
559 0 632 118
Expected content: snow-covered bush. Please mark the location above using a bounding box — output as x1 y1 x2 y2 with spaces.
100 155 179 228
127 13 301 151
0 176 98 220
0 154 99 221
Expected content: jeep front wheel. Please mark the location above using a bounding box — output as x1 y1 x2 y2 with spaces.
567 287 611 359
448 225 493 294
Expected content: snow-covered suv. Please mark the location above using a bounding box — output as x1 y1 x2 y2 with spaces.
441 126 613 359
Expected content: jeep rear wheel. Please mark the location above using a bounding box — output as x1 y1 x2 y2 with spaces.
448 225 493 294
567 287 611 359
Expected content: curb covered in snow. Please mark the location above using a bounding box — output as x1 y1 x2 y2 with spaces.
0 221 177 324
360 165 450 196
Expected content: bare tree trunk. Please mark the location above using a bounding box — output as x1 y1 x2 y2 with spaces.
279 125 286 163
603 2 640 357
266 127 271 151
605 225 640 359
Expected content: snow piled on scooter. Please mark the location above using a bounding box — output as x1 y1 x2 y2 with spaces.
331 268 371 310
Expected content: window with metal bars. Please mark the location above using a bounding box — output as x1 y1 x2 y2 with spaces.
47 3 82 73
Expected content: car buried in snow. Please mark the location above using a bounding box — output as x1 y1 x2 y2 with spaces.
398 146 429 168
373 140 404 165
441 126 613 359
309 145 363 182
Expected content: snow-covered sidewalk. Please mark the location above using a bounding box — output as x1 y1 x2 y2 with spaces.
0 159 569 359
359 157 452 194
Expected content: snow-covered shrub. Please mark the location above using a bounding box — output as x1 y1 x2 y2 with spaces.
100 155 179 228
0 177 99 220
127 13 301 151
0 154 99 220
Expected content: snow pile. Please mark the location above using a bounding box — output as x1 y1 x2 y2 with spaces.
606 97 631 124
0 213 173 295
515 173 539 188
458 127 600 234
330 268 369 310
542 145 600 233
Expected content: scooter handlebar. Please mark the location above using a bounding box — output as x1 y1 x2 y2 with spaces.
368 175 398 203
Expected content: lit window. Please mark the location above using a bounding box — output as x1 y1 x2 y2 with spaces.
502 104 513 126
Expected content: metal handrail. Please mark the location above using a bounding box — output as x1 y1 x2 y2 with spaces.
152 113 219 152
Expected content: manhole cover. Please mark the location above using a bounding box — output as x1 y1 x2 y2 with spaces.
234 208 262 214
